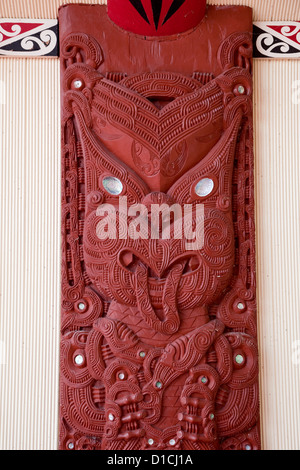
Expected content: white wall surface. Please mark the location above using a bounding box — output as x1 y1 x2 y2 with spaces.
0 0 300 450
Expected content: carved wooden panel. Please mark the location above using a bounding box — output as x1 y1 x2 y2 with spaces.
59 3 260 451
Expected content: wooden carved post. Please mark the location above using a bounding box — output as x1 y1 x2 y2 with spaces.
59 1 260 451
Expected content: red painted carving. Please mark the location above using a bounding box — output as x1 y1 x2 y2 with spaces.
107 0 207 36
59 4 260 451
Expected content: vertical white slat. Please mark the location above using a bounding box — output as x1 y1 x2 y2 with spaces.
254 59 300 450
0 58 61 450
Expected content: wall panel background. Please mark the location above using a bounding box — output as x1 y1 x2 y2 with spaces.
0 0 299 450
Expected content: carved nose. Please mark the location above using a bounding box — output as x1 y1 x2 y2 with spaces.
141 192 177 236
141 192 176 209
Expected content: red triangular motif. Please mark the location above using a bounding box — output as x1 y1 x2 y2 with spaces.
0 22 44 43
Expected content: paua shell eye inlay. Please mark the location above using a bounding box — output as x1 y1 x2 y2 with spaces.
195 178 214 197
102 176 123 195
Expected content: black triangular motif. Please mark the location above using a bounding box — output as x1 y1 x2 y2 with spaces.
162 0 186 25
151 0 163 29
129 0 150 24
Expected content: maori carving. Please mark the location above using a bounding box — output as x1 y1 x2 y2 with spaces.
59 4 260 451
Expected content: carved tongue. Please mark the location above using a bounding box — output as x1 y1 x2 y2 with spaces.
135 262 185 336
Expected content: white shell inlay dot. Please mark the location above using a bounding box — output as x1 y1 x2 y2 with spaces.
195 178 214 197
73 79 83 89
102 176 123 195
74 354 84 365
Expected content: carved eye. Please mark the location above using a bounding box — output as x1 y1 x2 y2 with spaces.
195 178 214 197
102 176 123 195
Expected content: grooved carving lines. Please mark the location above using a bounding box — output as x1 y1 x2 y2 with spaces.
59 5 260 451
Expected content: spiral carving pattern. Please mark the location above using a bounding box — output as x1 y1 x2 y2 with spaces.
59 5 259 451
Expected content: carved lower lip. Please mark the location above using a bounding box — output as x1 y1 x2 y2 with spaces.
146 273 196 310
147 267 200 283
147 269 200 302
119 248 201 279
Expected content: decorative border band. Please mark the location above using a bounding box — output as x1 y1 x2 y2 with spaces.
253 22 300 58
0 19 58 57
0 19 299 59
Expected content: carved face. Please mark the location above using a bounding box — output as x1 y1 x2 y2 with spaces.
60 6 259 451
67 70 247 314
